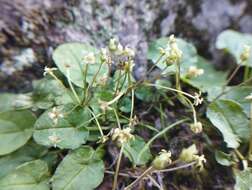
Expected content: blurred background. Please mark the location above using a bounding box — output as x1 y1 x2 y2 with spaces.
0 0 251 92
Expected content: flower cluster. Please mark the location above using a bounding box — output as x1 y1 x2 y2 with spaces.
179 144 206 171
159 34 182 65
152 149 172 170
48 132 61 148
48 107 64 125
240 44 251 62
82 52 96 64
190 121 203 134
187 66 204 78
112 127 134 145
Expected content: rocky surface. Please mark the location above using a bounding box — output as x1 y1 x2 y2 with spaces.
0 0 252 92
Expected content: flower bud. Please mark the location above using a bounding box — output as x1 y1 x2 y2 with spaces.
190 122 203 134
83 52 96 64
152 150 172 170
240 44 251 62
187 66 204 78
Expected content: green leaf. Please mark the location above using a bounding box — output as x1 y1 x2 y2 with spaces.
53 43 109 88
33 104 90 149
0 110 36 155
32 78 73 109
182 56 227 93
147 37 198 73
0 93 33 112
207 100 250 148
135 85 157 102
0 142 48 179
216 30 252 66
118 96 131 113
208 86 252 117
234 168 252 190
52 146 104 190
0 160 50 190
124 136 152 166
215 150 232 166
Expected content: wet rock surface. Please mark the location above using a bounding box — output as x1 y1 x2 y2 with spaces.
0 0 251 92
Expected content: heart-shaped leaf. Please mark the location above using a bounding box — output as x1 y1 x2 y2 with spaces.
53 43 109 88
123 136 152 166
216 30 252 66
0 142 48 179
207 99 250 148
0 160 50 190
182 56 227 93
0 93 33 112
33 104 90 149
0 110 36 155
52 146 104 190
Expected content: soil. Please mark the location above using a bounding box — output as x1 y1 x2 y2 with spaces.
0 0 251 189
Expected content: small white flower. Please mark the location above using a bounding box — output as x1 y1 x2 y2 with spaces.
193 154 207 171
48 107 64 125
48 132 61 148
194 92 203 106
187 66 204 78
245 93 252 100
43 66 57 76
83 52 96 64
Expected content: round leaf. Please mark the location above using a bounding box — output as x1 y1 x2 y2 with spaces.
0 110 36 155
0 160 50 190
216 30 252 66
52 146 104 190
53 43 109 88
207 100 250 148
33 105 90 149
124 136 152 166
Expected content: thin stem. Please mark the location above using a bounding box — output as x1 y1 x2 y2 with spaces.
213 76 252 102
66 70 81 104
184 96 197 124
87 107 104 137
156 161 196 173
132 54 164 89
244 61 250 82
124 166 154 190
144 83 195 99
147 175 163 190
138 119 188 162
130 89 135 120
249 103 252 161
81 64 89 104
113 108 121 129
175 61 181 91
222 63 242 92
112 144 124 190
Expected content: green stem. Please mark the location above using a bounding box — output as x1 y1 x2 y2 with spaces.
144 83 195 99
66 70 81 104
112 145 124 190
244 61 250 82
138 119 188 162
124 166 154 190
87 107 104 137
249 103 252 161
